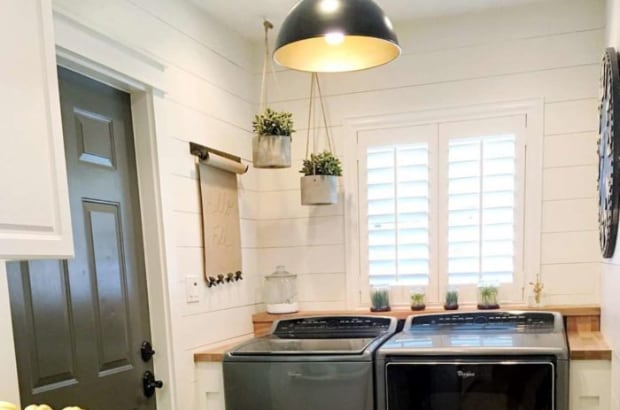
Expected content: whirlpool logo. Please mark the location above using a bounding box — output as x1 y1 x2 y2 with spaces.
456 370 476 378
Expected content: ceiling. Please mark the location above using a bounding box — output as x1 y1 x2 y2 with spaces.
191 0 556 41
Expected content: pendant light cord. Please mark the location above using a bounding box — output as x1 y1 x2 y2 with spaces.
305 72 334 160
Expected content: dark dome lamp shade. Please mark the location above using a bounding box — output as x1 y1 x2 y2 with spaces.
273 0 401 72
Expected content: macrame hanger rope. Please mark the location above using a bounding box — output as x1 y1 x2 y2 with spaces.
315 74 334 154
305 73 334 160
259 20 273 113
305 73 316 160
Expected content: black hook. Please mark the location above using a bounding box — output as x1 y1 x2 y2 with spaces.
207 276 218 288
235 271 243 281
226 272 235 283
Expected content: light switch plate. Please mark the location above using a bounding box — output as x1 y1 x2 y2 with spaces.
186 276 201 303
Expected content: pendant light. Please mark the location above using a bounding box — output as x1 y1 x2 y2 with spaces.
274 0 400 73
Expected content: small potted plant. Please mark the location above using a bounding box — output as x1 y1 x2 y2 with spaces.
370 285 390 312
252 108 294 168
299 151 342 205
477 283 500 310
410 287 426 311
444 288 459 310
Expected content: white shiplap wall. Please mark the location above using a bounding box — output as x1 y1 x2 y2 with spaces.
0 0 604 408
258 0 604 309
49 0 261 409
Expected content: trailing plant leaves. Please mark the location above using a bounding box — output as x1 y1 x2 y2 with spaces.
253 107 295 137
299 151 343 176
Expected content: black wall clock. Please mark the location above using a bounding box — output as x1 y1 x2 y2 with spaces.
598 47 620 258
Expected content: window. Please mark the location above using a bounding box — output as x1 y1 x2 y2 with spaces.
446 134 518 286
355 114 532 305
366 143 431 286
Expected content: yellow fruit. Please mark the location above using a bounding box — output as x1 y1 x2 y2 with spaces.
0 401 18 410
24 405 53 410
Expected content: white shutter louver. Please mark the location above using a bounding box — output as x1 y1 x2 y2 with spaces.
367 144 430 286
447 135 517 285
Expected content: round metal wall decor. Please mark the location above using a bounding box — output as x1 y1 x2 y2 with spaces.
598 47 620 258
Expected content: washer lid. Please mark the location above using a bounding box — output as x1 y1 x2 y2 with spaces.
229 337 376 355
229 315 397 356
377 311 568 359
378 331 568 357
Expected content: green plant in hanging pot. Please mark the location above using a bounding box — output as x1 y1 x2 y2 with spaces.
252 22 294 169
252 108 295 168
299 72 341 205
300 151 342 205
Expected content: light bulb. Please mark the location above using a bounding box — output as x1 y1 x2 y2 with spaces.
325 31 344 45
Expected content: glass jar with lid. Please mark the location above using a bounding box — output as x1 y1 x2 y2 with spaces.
264 265 298 314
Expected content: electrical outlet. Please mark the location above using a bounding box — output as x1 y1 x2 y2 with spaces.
186 276 201 303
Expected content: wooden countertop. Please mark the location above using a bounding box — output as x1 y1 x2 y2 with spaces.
194 341 244 363
567 329 611 360
194 305 609 363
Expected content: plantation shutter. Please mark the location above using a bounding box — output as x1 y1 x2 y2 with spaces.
367 143 431 286
446 135 517 285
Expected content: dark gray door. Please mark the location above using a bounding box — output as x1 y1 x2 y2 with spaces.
7 67 157 410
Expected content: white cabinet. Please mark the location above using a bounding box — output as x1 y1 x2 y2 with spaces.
570 360 611 410
0 0 73 259
195 362 226 410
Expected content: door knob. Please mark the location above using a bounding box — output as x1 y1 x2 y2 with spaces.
143 371 163 398
141 341 156 362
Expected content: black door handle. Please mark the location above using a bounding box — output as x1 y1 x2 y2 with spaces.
141 341 155 362
143 370 163 398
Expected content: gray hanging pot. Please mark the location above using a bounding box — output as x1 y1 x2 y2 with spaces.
300 175 338 205
252 134 291 168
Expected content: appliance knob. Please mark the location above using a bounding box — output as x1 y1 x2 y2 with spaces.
474 316 487 324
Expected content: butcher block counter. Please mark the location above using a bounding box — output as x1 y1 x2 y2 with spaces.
194 304 609 362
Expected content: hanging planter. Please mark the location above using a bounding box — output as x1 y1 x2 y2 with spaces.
299 73 341 205
252 21 293 169
252 108 294 168
300 151 341 205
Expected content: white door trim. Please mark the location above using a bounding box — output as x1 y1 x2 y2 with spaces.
22 10 175 409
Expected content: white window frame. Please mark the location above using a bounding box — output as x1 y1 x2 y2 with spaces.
343 100 543 309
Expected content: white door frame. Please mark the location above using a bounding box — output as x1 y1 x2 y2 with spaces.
0 9 175 409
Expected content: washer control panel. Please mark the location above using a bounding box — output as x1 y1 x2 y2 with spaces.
274 316 394 338
409 312 556 331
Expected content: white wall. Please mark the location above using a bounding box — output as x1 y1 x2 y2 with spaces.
602 2 620 409
27 0 260 408
259 0 604 309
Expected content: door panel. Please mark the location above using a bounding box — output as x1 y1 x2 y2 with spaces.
11 260 77 391
8 67 156 410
